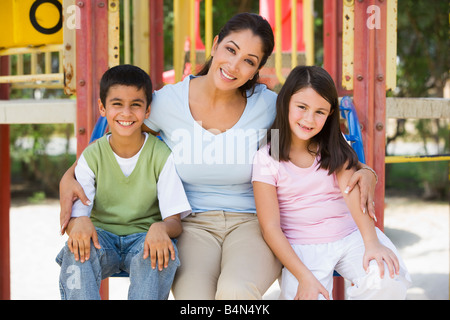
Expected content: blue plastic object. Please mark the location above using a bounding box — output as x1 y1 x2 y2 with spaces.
339 96 366 164
89 116 108 143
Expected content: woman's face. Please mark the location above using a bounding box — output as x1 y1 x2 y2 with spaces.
209 29 264 92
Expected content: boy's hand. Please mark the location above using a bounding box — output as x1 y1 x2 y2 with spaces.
67 216 101 263
143 222 176 271
363 240 400 279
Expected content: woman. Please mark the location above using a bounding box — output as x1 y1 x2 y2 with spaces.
59 13 377 299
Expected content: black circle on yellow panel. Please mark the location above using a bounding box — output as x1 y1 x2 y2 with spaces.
29 0 63 35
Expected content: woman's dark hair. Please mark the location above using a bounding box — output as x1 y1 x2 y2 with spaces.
196 12 274 97
268 65 358 174
100 64 153 108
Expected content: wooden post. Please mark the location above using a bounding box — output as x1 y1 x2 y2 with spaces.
0 56 10 300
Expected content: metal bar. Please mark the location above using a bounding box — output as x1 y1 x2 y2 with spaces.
0 56 10 300
173 0 181 82
274 0 285 84
323 0 338 84
386 97 450 119
149 0 164 89
385 0 398 91
0 99 76 124
204 0 212 58
0 44 64 56
108 0 120 67
123 0 131 64
342 0 354 90
190 0 196 74
303 0 314 66
0 73 64 83
373 0 388 229
385 155 450 163
132 0 149 73
63 0 77 95
75 0 111 299
291 0 297 68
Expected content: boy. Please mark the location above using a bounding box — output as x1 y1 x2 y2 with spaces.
56 65 191 300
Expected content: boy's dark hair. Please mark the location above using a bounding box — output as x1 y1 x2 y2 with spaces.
268 65 358 174
100 64 153 108
197 13 274 98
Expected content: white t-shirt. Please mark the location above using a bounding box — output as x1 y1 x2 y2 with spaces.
72 132 191 220
144 75 277 213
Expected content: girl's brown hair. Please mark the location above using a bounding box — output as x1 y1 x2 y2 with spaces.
268 65 358 174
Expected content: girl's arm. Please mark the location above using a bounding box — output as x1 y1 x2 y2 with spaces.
337 165 400 279
346 162 378 220
253 181 330 300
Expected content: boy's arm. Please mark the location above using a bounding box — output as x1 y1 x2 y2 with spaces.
143 215 182 271
337 164 399 278
157 154 192 219
64 155 100 262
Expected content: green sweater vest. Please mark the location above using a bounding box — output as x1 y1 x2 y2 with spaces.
83 134 171 236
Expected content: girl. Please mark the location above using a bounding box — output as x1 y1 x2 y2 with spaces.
252 66 411 300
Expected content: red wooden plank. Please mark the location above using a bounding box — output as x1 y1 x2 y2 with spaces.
75 0 109 157
373 0 387 228
150 0 164 90
0 56 10 300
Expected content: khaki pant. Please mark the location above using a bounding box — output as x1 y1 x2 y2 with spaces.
172 211 281 300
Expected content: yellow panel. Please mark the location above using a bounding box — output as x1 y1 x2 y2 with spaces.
0 0 63 48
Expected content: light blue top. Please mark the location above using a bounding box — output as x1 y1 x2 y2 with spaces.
144 75 277 213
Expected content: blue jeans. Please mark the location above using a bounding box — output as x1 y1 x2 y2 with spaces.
56 228 180 300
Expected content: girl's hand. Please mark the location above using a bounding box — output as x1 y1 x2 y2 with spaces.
345 167 377 221
363 240 400 279
143 222 176 271
294 273 330 300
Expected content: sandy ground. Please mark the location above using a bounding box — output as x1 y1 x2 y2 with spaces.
7 195 449 300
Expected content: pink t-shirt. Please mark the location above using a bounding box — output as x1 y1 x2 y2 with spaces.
252 145 358 245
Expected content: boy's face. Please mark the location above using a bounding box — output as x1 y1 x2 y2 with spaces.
99 85 150 138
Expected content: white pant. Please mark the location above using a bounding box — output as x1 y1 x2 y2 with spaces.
280 228 412 300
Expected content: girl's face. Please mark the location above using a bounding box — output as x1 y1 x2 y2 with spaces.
209 29 264 91
288 87 332 144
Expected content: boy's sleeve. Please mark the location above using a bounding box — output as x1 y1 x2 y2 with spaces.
71 154 96 217
251 146 278 186
157 154 192 219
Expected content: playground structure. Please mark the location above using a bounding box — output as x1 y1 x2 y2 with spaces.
0 0 449 300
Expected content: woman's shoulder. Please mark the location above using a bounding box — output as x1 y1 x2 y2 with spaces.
151 76 192 113
252 83 277 99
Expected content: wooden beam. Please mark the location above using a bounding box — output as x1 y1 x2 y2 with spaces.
0 99 76 124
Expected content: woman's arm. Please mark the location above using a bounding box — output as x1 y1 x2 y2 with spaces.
253 181 330 300
59 161 90 234
337 165 399 279
345 162 378 220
